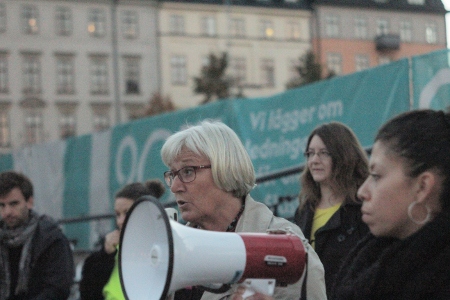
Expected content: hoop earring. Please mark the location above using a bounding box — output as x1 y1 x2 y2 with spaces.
407 201 431 225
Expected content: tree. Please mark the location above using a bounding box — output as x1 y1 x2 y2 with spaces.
286 51 334 89
193 52 233 104
143 93 175 117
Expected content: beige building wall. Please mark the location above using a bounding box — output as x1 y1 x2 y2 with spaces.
0 0 159 153
158 2 311 108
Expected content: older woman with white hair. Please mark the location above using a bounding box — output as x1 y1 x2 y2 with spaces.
161 120 326 300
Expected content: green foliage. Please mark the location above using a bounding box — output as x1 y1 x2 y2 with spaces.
193 52 233 104
286 51 333 89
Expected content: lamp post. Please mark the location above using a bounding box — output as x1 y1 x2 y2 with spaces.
111 0 121 125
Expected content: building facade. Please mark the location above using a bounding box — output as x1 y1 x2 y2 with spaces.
0 0 159 153
0 0 447 153
309 0 447 76
158 0 311 108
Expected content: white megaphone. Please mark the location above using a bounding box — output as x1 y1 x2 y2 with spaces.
119 196 306 300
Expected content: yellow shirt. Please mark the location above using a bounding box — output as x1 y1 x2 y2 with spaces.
103 248 125 300
310 203 341 249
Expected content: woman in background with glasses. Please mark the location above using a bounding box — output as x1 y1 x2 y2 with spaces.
161 120 327 300
294 122 369 298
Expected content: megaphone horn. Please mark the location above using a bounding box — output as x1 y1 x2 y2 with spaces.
119 196 306 300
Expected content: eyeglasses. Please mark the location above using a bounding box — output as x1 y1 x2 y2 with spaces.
304 150 331 160
163 165 211 187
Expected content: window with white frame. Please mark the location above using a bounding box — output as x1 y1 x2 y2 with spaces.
122 10 139 39
88 8 106 37
24 109 44 145
286 21 301 40
230 57 246 85
59 113 76 139
425 22 437 44
376 18 389 36
261 59 275 87
325 15 339 38
169 15 185 35
55 6 72 36
354 17 367 39
229 18 246 38
170 55 187 85
260 20 274 39
55 54 75 94
327 53 342 75
0 3 6 33
124 56 140 94
355 54 370 71
0 110 10 147
93 113 110 132
400 21 412 42
22 54 41 94
89 55 109 95
201 16 216 37
22 5 39 34
0 53 8 93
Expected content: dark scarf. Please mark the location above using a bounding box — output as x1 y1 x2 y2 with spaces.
332 213 450 300
0 210 39 300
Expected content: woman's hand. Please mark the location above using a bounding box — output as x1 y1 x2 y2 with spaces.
104 229 120 254
231 286 275 300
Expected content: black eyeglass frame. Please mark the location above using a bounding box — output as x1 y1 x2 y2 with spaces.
163 165 211 187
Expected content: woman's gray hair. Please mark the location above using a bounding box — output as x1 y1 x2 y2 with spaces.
161 120 255 198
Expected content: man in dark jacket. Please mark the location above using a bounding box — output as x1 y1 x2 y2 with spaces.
0 171 74 300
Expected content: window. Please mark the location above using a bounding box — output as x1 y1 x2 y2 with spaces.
355 54 370 71
124 57 140 94
230 57 247 85
24 109 44 145
22 5 39 34
59 113 76 139
0 111 10 147
122 10 139 39
229 18 245 38
0 53 8 93
376 19 389 36
408 0 425 4
201 16 216 37
89 56 109 95
286 21 301 40
400 21 412 42
0 3 6 33
22 54 41 94
261 59 275 87
88 9 106 37
170 55 187 85
260 20 274 39
354 17 367 39
288 58 300 80
327 53 342 75
55 6 72 36
169 15 184 35
55 55 75 94
425 22 437 44
325 15 339 38
93 113 110 132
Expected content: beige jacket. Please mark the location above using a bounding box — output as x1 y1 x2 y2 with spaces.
200 195 327 300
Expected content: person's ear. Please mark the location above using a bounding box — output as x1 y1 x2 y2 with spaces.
26 196 34 209
414 171 437 204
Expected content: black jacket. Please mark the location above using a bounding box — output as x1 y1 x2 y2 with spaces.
294 201 369 297
79 247 116 300
8 215 74 300
332 213 450 300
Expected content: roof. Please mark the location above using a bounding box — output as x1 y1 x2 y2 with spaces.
306 0 447 14
159 0 310 9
